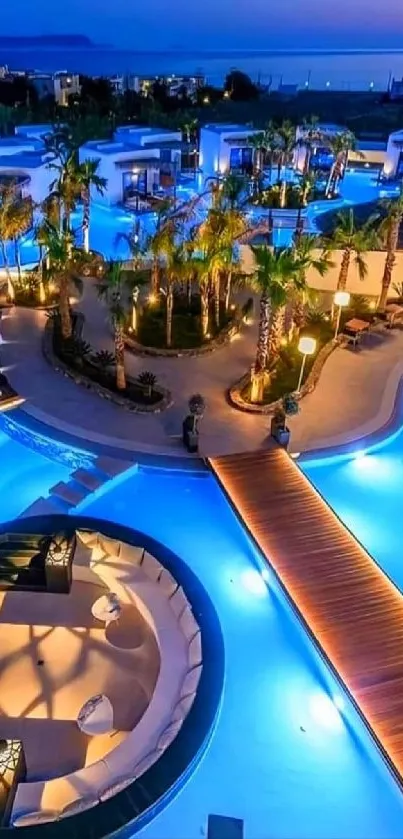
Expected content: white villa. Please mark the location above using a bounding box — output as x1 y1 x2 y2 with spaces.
199 124 261 178
79 126 183 208
383 129 403 180
0 128 53 205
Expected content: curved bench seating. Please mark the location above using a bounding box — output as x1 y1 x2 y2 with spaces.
11 530 203 826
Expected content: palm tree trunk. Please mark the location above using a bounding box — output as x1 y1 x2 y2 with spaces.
59 275 72 340
200 285 209 338
293 293 306 337
151 259 159 295
325 162 337 197
378 223 399 312
280 179 287 208
303 147 311 176
337 249 351 291
267 306 285 363
166 285 173 347
213 269 220 328
224 268 232 312
114 324 126 390
14 238 21 283
255 293 270 372
0 241 13 300
186 275 192 308
82 187 90 253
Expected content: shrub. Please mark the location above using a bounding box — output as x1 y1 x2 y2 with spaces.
282 393 299 416
62 337 92 365
242 297 254 320
138 370 157 397
91 349 115 370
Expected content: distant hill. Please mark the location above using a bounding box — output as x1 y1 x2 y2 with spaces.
0 35 94 47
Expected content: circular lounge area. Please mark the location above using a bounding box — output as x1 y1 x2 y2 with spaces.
0 516 224 835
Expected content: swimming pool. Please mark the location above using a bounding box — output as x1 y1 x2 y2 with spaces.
1 404 403 836
300 414 403 596
81 463 403 839
1 169 399 269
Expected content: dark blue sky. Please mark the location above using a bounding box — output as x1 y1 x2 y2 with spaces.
2 0 402 49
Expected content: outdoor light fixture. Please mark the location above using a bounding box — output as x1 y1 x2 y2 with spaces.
333 290 350 338
148 293 157 304
297 335 316 392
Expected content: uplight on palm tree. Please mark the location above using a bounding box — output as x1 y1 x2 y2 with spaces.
377 192 403 312
37 222 77 339
248 246 307 401
96 261 128 391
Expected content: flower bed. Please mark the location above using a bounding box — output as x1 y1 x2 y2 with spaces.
43 317 172 414
125 297 253 358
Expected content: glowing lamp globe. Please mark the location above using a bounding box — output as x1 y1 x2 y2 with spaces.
298 336 316 356
334 290 350 308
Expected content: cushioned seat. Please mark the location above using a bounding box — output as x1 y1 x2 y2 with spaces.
169 586 188 619
142 551 163 583
98 536 122 557
77 530 99 548
181 664 202 697
100 776 133 802
13 810 60 826
179 606 200 643
12 761 111 823
60 795 99 818
189 632 202 667
119 542 144 564
133 750 161 779
158 568 178 598
157 719 183 750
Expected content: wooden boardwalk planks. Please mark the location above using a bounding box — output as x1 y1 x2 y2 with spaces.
209 447 403 784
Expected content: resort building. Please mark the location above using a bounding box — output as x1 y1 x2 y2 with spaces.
383 129 403 179
14 124 54 142
199 124 261 178
0 132 53 205
79 127 183 208
27 71 81 106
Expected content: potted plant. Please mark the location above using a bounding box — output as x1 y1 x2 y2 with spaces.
183 393 206 453
270 394 299 448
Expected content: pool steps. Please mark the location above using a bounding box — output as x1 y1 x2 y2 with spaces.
20 456 132 517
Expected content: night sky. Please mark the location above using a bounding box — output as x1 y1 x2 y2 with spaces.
2 0 402 50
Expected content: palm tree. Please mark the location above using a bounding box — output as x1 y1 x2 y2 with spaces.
180 115 198 144
276 121 296 208
298 115 321 175
220 173 247 210
249 131 268 179
249 246 306 390
76 159 107 253
0 185 14 298
191 248 214 339
148 199 174 295
325 130 358 197
164 244 187 347
0 185 32 297
377 193 403 312
327 208 379 300
96 261 128 390
291 234 333 336
39 223 75 339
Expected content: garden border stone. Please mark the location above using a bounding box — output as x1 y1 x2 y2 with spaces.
228 337 337 414
42 320 172 414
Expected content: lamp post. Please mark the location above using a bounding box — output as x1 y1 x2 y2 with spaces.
297 336 316 393
333 290 350 339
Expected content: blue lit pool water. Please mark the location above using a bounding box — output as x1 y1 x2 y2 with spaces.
80 464 403 839
1 403 403 835
0 413 73 521
1 170 399 269
300 425 403 595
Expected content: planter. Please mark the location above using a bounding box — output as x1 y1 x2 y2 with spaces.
42 320 172 414
271 425 290 449
228 338 337 415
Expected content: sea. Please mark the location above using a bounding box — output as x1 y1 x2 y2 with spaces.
1 48 403 92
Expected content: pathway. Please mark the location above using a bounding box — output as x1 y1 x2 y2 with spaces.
1 289 403 457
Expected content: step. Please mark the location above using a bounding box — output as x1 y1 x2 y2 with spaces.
20 497 62 518
49 482 88 507
95 456 130 479
72 469 104 492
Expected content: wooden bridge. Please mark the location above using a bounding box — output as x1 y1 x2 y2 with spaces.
209 447 403 787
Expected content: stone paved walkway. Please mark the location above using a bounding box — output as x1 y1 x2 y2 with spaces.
2 284 403 458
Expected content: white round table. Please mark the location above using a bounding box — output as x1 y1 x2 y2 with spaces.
77 694 114 735
91 593 121 626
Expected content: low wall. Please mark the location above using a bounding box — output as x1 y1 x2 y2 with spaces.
240 246 403 300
